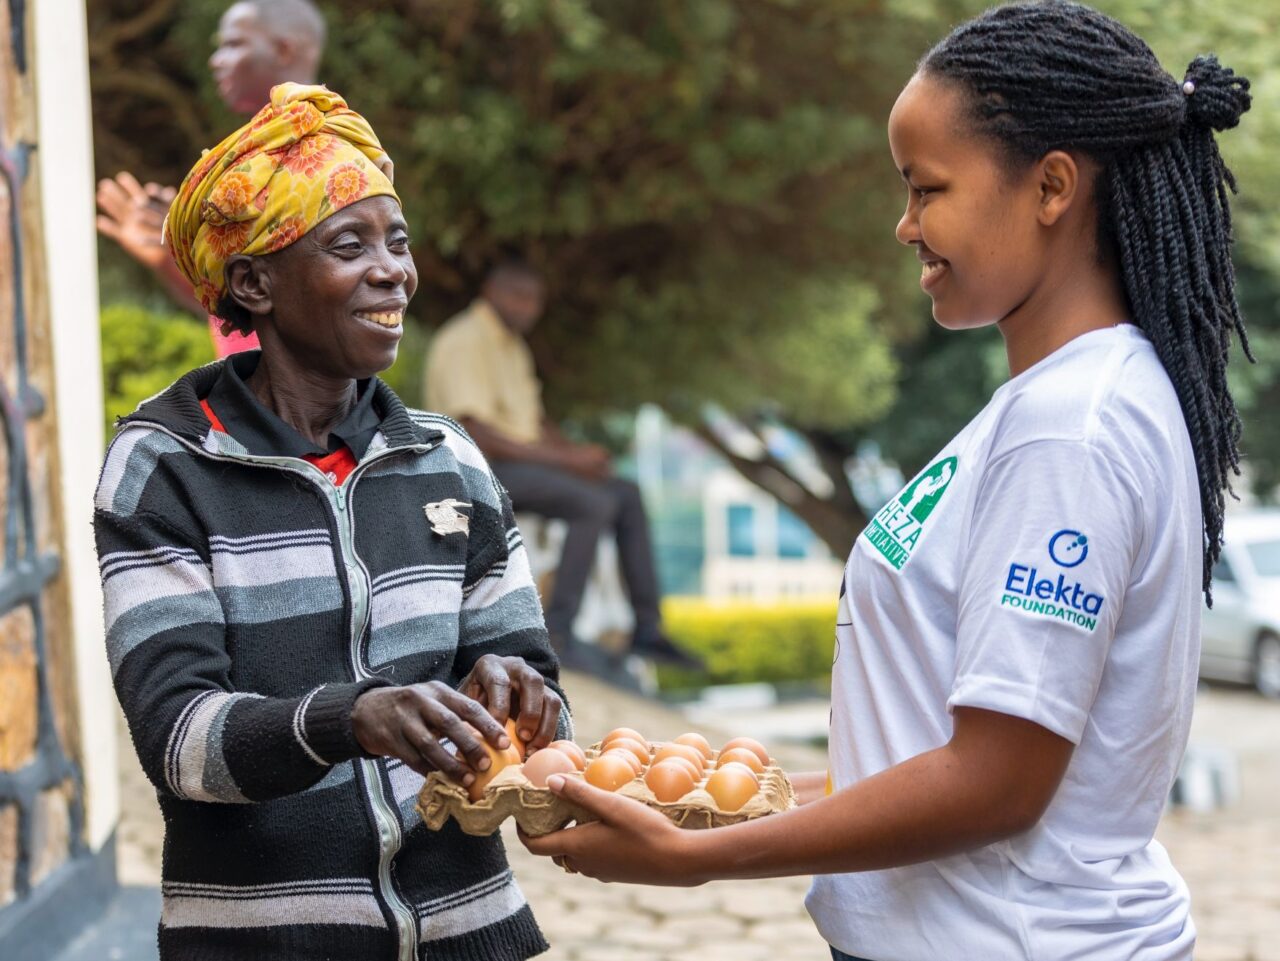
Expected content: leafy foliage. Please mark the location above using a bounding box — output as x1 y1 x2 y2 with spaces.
87 0 1280 539
90 0 926 430
100 303 215 439
658 597 837 689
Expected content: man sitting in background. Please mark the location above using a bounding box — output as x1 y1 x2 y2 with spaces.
425 260 701 678
95 0 326 356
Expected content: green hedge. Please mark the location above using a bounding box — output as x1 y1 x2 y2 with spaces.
658 597 838 690
101 302 215 440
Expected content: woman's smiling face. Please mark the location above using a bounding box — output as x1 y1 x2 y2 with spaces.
251 195 417 379
888 72 1047 331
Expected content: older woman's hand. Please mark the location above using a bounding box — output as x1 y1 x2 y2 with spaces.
461 654 562 751
351 682 510 785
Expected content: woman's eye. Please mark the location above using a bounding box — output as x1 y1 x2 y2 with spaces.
390 236 411 250
333 241 362 254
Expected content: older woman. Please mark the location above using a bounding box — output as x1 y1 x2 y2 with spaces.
94 84 566 961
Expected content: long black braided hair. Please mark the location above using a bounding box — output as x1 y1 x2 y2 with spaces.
922 0 1252 598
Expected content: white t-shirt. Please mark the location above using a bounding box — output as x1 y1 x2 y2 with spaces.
807 325 1201 961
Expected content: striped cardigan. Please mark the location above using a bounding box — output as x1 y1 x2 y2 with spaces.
94 361 569 961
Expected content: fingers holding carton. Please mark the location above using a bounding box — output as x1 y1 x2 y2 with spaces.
417 727 795 838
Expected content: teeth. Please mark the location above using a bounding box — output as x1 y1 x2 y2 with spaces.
356 311 403 327
922 261 946 280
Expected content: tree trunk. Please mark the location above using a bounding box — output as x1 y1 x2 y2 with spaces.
690 420 867 561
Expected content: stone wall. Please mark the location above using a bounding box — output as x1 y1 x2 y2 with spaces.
0 0 87 909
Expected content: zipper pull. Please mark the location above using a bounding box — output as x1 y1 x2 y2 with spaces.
334 484 346 511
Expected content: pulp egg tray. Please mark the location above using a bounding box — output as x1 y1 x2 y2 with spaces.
417 742 797 838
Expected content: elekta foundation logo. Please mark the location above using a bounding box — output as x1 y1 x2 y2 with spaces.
999 529 1105 631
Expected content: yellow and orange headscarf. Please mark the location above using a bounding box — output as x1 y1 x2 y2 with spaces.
164 83 399 314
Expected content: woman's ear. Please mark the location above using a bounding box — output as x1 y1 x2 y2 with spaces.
225 255 273 318
1036 150 1080 227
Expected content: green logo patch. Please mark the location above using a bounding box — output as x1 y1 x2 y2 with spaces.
863 456 957 570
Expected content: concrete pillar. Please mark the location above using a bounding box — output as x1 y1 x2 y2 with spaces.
36 0 115 855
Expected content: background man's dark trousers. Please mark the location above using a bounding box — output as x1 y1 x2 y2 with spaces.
492 460 661 646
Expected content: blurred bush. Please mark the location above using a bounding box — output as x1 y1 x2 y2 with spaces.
100 302 215 439
378 318 430 410
659 597 837 689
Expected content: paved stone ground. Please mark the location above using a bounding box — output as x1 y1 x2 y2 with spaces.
114 675 1280 960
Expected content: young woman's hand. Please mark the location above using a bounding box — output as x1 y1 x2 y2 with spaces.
351 682 509 784
460 654 562 751
519 775 704 885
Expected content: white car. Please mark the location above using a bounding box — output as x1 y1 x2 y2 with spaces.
1201 510 1280 699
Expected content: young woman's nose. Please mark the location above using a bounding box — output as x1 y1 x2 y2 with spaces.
896 199 921 247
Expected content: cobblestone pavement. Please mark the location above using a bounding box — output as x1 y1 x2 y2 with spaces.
116 675 1280 960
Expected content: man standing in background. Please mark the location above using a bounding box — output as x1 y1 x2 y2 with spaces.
425 261 702 679
94 0 326 355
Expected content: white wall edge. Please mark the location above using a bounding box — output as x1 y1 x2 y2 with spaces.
33 0 118 852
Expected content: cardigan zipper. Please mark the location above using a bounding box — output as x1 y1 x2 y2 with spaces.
336 455 422 961
123 424 435 961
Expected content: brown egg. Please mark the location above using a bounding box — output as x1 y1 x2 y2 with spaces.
467 738 524 801
601 736 649 769
720 736 770 767
718 760 761 782
602 748 643 776
585 753 636 792
673 732 714 760
717 747 765 775
652 742 706 774
504 718 527 760
644 760 697 803
521 747 577 788
705 762 760 813
657 754 702 781
603 727 647 748
547 740 587 771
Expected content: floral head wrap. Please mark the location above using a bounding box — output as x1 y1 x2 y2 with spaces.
164 83 399 313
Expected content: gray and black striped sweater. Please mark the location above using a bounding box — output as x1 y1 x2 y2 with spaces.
94 361 568 961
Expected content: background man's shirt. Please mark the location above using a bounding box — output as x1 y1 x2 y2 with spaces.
425 299 543 443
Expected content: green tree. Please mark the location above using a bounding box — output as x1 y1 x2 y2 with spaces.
87 0 1280 554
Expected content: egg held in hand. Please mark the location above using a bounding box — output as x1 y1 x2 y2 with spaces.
705 761 760 813
504 718 527 759
466 737 524 802
522 747 578 788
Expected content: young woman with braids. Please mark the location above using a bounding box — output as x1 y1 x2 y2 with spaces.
522 3 1251 958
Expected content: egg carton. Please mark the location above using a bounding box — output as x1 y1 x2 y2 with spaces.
417 743 797 838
